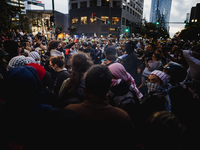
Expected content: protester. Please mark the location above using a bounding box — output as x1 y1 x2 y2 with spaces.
58 52 93 107
183 46 200 80
140 111 183 150
7 55 28 70
0 66 81 149
49 55 70 96
101 47 117 66
65 65 135 149
1 27 200 149
122 40 139 85
108 63 142 122
0 48 9 77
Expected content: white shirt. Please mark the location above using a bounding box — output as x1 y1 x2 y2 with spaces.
183 50 200 80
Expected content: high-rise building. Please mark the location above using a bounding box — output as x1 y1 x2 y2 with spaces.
189 3 200 23
150 0 172 31
68 0 144 37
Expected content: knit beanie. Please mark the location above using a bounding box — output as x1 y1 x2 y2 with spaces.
29 51 40 60
26 63 45 80
26 63 53 89
150 70 169 86
7 55 28 70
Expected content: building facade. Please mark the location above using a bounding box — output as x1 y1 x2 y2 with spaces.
68 0 144 37
150 0 172 31
24 0 45 11
190 3 200 23
6 0 26 24
26 10 69 36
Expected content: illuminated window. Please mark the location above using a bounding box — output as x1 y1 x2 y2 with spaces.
90 15 97 24
72 17 78 24
81 16 87 24
101 16 109 24
112 17 119 24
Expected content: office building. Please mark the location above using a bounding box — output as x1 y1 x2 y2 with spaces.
68 0 144 37
190 3 200 23
26 10 69 36
24 0 45 11
186 13 190 23
5 0 26 24
150 0 172 31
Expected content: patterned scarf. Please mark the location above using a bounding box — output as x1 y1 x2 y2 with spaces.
108 63 143 99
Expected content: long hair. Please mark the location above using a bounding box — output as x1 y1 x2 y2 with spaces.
63 52 93 95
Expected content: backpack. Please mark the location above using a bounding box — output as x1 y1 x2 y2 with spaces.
108 86 139 109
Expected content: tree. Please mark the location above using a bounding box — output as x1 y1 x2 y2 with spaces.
139 18 169 39
0 0 31 32
68 25 77 35
179 22 200 40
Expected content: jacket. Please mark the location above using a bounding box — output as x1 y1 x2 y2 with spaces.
65 97 135 149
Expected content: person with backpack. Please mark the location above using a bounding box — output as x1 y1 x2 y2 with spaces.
107 63 142 122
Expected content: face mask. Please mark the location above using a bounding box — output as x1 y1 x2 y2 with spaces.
57 47 63 52
36 61 41 65
147 82 162 94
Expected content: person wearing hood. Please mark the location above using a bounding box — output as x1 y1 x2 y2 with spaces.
28 51 41 65
0 66 81 149
122 40 139 85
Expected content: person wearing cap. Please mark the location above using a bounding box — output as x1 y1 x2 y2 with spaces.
101 47 117 66
0 48 9 77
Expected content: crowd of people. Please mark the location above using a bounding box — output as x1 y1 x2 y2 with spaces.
0 29 200 149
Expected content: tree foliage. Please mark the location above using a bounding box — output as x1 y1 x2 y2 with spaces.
0 0 31 32
139 18 169 39
179 23 200 40
68 25 77 35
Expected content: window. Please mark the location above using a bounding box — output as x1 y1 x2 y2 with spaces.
113 1 120 8
80 1 87 8
122 18 126 25
112 17 119 24
101 0 110 7
122 17 125 25
81 16 87 24
123 3 126 10
72 17 78 24
127 6 129 12
71 3 78 9
90 0 97 7
90 15 97 24
101 16 109 24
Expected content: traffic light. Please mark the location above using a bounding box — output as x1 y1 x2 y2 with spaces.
156 21 160 25
92 13 96 20
106 18 110 24
50 16 55 27
50 16 55 22
44 19 49 27
184 20 189 28
125 28 129 33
